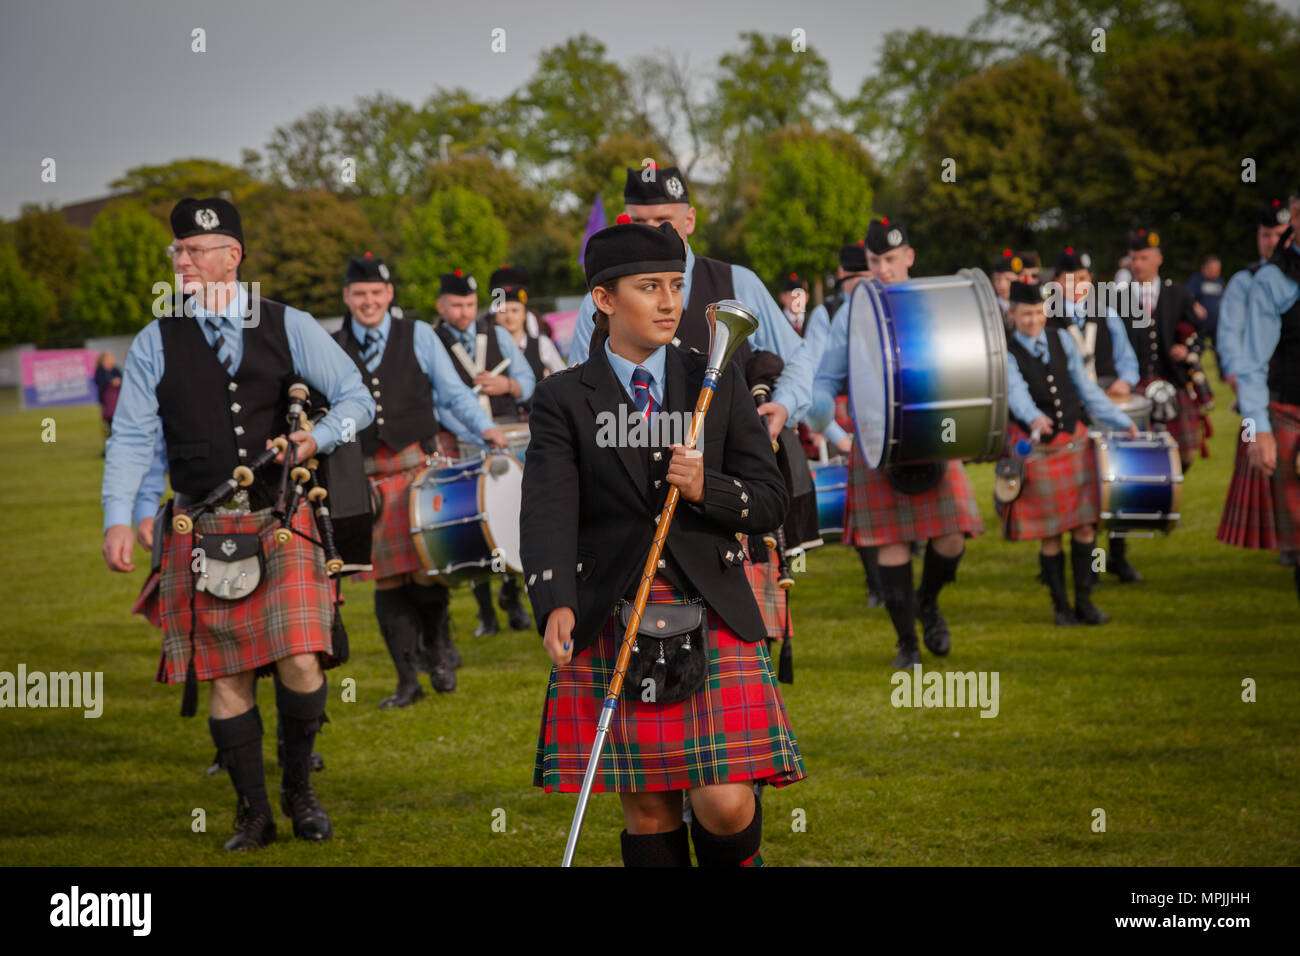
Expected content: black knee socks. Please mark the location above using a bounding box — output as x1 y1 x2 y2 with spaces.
375 587 421 688
918 541 962 605
275 677 328 788
690 793 763 867
620 823 692 867
209 706 270 816
879 562 917 646
857 546 883 594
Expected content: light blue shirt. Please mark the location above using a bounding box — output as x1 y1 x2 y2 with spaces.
802 301 849 446
1007 328 1133 432
603 338 666 417
809 296 856 433
1237 253 1300 434
436 318 536 438
102 286 374 531
1216 261 1266 378
567 243 815 423
1062 297 1139 386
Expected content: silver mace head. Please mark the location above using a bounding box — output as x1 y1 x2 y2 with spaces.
703 299 759 376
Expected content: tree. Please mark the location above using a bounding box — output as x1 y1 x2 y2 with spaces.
12 204 84 339
399 188 508 317
111 159 261 216
0 243 57 347
709 32 839 146
626 50 709 176
70 203 173 336
742 126 878 303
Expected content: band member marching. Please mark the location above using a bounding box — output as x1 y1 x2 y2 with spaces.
101 197 375 849
999 281 1138 625
432 269 537 636
333 255 507 704
812 217 985 667
523 220 805 867
489 265 566 379
990 249 1022 326
1225 225 1300 602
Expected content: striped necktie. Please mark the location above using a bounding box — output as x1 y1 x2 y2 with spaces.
1034 337 1049 363
632 365 655 419
361 329 381 372
204 317 233 374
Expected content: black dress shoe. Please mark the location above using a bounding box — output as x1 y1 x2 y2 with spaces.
892 640 921 669
1054 607 1079 626
474 613 499 637
224 798 276 851
280 779 333 841
916 592 951 656
866 591 884 609
506 604 531 630
1109 562 1142 583
378 683 425 709
1074 598 1109 625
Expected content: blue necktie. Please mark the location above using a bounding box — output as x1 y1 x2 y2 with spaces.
361 329 381 372
1035 338 1049 364
204 317 233 374
631 365 655 420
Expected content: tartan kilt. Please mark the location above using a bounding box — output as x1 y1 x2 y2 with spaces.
533 577 806 794
741 541 791 640
996 421 1099 541
1269 402 1300 552
844 452 984 547
1216 428 1278 551
353 442 430 582
1139 378 1201 460
156 502 336 683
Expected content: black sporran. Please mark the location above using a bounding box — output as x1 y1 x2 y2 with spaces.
617 599 708 704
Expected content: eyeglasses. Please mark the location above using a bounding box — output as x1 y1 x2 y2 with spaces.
166 244 236 260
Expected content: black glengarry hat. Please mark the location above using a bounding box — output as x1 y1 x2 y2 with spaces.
839 241 868 273
439 269 478 297
623 165 690 206
170 197 243 248
1008 281 1044 306
1054 246 1093 273
344 252 391 284
865 217 908 254
583 218 686 290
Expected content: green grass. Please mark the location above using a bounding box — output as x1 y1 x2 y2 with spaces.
0 386 1296 866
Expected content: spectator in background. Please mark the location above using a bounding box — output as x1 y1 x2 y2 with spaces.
1187 255 1224 346
93 350 122 448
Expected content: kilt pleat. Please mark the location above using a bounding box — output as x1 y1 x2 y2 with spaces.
1269 402 1300 552
1216 429 1278 551
997 421 1099 541
843 452 984 547
533 577 806 794
742 542 791 640
157 502 335 683
353 442 430 581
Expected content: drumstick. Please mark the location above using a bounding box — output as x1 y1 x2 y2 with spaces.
471 359 511 393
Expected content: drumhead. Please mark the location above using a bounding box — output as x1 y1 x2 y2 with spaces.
480 454 523 574
847 281 895 469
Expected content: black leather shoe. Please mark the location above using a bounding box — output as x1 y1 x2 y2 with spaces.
892 640 921 669
1074 597 1109 625
280 780 333 842
430 662 457 693
1109 561 1142 583
1054 607 1079 626
378 683 424 709
224 797 276 851
474 613 499 637
506 604 531 630
916 592 951 656
1280 550 1299 568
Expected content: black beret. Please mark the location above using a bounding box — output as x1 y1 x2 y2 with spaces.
439 270 478 297
1127 228 1160 251
1008 281 1044 306
344 252 392 284
865 217 908 254
584 220 686 290
779 272 806 293
1054 246 1093 273
489 265 529 290
839 242 868 273
623 165 690 206
1260 199 1292 228
991 248 1019 274
170 197 243 247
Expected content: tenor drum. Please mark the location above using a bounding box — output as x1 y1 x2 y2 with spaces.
409 454 523 581
1094 431 1183 537
458 422 532 465
1110 393 1153 431
847 270 1008 468
810 460 847 538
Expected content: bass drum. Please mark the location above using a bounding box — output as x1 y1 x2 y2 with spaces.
847 270 1008 468
1094 431 1183 537
409 454 523 582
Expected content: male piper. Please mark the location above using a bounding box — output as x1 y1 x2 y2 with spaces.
102 197 374 849
432 269 536 636
334 255 506 703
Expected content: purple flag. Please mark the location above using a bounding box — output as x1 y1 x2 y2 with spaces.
577 194 607 268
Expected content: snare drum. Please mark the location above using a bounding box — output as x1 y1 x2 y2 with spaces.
810 460 847 538
1094 431 1183 537
458 422 532 465
1109 393 1152 431
409 454 523 581
847 270 1008 468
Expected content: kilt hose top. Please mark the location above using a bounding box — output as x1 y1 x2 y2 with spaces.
534 575 806 794
353 441 431 582
1218 401 1300 552
156 501 337 684
843 449 984 548
997 421 1100 541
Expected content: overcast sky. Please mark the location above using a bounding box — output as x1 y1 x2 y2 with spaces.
0 0 996 218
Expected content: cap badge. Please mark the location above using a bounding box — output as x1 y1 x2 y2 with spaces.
1080 252 1092 269
1279 210 1292 224
467 276 478 291
220 538 237 557
665 176 684 199
194 208 220 230
886 228 902 247
378 263 390 280
1011 256 1023 272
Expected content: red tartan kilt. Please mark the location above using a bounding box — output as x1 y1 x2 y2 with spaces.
1216 430 1278 551
997 422 1100 541
534 579 806 794
741 542 791 640
1267 402 1300 552
353 443 430 581
1139 379 1202 459
156 502 335 683
844 453 984 547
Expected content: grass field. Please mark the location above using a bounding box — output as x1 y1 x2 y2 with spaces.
1 385 1297 867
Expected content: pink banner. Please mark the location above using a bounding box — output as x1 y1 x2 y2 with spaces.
20 349 98 408
543 310 580 361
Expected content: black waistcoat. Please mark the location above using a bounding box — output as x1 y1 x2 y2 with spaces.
435 319 517 421
156 299 293 506
1267 245 1300 405
1006 330 1085 435
334 316 439 457
678 255 754 368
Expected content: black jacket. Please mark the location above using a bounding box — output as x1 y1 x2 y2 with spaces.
520 343 788 655
1126 279 1202 387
